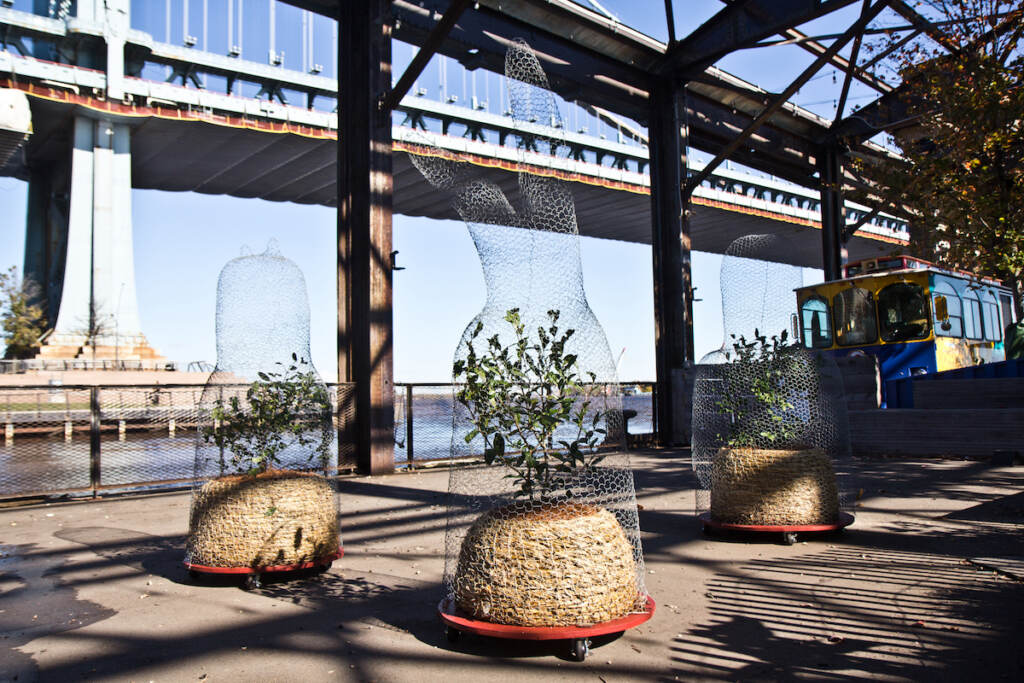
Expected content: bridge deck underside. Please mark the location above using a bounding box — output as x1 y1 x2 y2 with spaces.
4 100 898 267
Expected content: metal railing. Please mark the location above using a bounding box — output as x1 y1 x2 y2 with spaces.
0 383 356 500
0 359 180 373
391 381 657 465
0 380 654 500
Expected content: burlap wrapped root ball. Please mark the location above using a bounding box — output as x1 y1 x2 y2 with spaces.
454 502 641 626
711 448 839 525
187 470 339 568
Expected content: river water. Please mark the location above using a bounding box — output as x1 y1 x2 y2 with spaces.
0 394 654 497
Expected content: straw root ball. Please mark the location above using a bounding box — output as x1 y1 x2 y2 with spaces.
454 501 640 627
187 469 338 568
711 447 839 526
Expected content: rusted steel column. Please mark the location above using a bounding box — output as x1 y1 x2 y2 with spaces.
337 0 395 475
89 387 101 497
648 79 694 447
819 143 844 282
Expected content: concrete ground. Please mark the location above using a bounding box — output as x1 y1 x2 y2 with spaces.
1 450 1022 682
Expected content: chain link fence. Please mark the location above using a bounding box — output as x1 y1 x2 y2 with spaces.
0 383 356 500
0 381 650 499
392 382 656 467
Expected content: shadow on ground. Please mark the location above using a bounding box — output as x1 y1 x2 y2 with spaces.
671 523 1024 680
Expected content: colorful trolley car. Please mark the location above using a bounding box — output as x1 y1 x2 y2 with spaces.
796 256 1018 402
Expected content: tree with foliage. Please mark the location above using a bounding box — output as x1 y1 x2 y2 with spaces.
453 308 610 501
857 0 1024 318
714 329 808 450
201 355 333 476
72 301 115 361
0 266 47 359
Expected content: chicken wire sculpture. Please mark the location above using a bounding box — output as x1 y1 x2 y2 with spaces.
408 39 647 627
691 235 850 526
186 243 339 571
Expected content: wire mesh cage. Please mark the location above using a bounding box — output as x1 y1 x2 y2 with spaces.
692 235 851 527
409 40 647 627
186 243 340 571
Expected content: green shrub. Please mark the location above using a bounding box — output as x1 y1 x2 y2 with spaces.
454 308 610 500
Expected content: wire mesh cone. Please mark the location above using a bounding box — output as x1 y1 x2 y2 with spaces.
408 39 647 626
692 235 851 527
187 470 339 568
187 243 340 570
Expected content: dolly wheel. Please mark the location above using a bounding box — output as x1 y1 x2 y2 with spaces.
445 626 461 644
570 638 590 662
783 532 799 545
244 574 262 590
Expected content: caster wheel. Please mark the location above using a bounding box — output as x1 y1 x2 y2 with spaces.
317 561 332 573
783 532 798 545
187 569 201 582
570 638 590 662
445 626 461 644
244 574 262 590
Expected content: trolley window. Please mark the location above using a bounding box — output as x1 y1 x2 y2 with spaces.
982 292 1001 341
932 281 963 337
878 282 930 342
1000 293 1016 326
833 287 877 346
800 296 832 348
963 288 983 339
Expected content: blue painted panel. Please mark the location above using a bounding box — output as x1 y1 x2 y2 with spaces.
829 340 936 408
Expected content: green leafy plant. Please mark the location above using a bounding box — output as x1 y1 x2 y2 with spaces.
453 308 610 501
0 267 47 360
715 329 805 449
201 355 332 476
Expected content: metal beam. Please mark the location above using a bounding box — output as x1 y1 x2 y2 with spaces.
888 0 962 55
381 0 472 113
272 1 897 189
685 0 891 194
648 79 693 446
819 143 844 280
832 8 1024 142
856 27 921 72
834 0 872 123
338 0 395 475
390 0 653 120
783 26 892 93
841 203 881 241
662 0 858 76
829 84 916 142
664 0 677 45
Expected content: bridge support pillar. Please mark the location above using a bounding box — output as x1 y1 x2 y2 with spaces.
31 116 161 365
648 81 695 446
24 155 70 331
819 144 845 281
337 0 395 475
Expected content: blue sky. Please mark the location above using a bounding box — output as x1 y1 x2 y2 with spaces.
1 0 914 380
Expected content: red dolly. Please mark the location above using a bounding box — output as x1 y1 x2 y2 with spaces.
185 547 343 589
438 595 656 661
700 511 854 545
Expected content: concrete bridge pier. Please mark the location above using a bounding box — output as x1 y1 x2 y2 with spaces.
28 116 162 366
